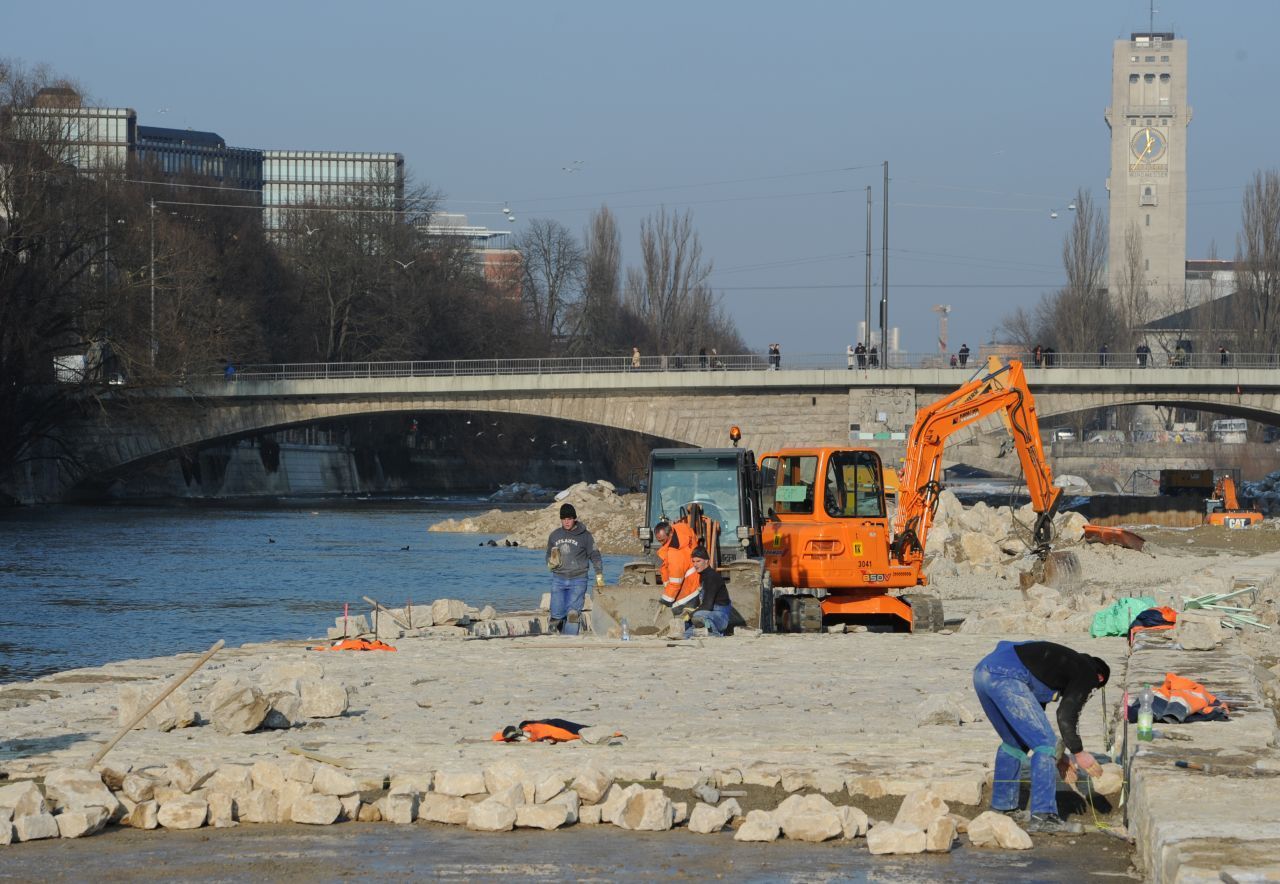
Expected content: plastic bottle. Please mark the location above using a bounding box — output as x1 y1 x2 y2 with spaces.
1136 685 1155 742
620 618 630 641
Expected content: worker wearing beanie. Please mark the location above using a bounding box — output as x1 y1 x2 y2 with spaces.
545 502 604 635
684 545 733 637
972 640 1110 834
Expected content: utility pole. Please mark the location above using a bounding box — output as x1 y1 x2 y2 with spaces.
864 186 872 349
149 198 156 367
881 160 889 368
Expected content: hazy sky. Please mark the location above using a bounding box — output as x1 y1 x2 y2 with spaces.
7 0 1278 357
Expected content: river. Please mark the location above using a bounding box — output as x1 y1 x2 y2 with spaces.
0 499 632 683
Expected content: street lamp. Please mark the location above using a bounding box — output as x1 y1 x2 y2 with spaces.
149 198 156 367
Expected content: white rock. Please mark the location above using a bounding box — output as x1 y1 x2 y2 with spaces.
157 795 208 830
1057 511 1089 544
418 794 472 825
548 789 580 824
432 598 471 625
476 605 497 621
434 770 487 797
720 798 744 821
116 685 196 732
915 693 983 726
467 797 517 832
312 767 358 797
619 789 674 831
291 794 342 825
533 775 565 804
483 761 527 797
578 803 604 825
357 803 382 822
211 685 269 734
276 781 312 822
687 802 730 834
930 776 986 806
55 807 109 839
339 794 361 821
777 795 843 843
250 761 286 793
673 801 689 825
237 788 278 824
661 770 706 790
42 769 119 816
0 818 9 846
838 805 870 838
1176 610 1222 650
489 783 526 809
388 772 433 794
127 800 159 829
866 821 927 854
570 767 613 804
959 533 1003 565
515 803 571 830
925 816 958 852
0 780 47 817
298 679 349 718
733 809 781 842
741 768 781 788
205 765 253 798
1091 763 1125 797
894 789 949 830
14 812 59 841
967 811 1033 849
384 790 418 825
168 758 218 794
263 691 303 729
207 791 236 828
599 783 644 825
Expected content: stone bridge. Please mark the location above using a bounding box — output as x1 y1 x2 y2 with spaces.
33 364 1279 498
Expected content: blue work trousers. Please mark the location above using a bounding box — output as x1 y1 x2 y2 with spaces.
972 641 1059 815
549 575 588 635
686 604 731 637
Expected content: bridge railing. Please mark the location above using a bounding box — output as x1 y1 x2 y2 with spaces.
223 351 1279 380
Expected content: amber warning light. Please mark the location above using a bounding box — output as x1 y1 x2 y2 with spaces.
729 426 742 447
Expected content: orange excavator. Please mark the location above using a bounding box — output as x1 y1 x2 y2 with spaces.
1204 474 1263 528
757 356 1072 632
595 357 1074 635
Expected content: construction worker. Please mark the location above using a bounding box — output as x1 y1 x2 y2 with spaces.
545 503 604 634
972 640 1110 834
653 519 700 615
685 546 732 637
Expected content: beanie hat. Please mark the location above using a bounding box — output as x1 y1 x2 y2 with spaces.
559 503 577 519
691 545 710 560
1091 656 1111 686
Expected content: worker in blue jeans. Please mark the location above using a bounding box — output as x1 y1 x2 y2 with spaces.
972 640 1109 834
684 546 732 637
545 503 604 635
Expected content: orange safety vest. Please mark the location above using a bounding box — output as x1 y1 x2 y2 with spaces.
1128 606 1179 643
310 638 397 652
659 521 702 611
1155 672 1229 717
490 719 585 743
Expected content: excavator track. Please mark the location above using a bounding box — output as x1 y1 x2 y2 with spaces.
778 595 824 633
902 592 944 633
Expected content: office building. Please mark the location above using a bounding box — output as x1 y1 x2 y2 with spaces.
134 126 263 193
422 212 521 296
262 150 404 231
1105 32 1190 304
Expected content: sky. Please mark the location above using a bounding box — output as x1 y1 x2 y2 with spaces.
6 0 1278 358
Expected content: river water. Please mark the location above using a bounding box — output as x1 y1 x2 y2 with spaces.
0 499 632 683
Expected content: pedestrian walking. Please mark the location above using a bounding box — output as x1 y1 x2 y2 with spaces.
545 503 604 635
631 347 641 371
1136 343 1149 368
855 342 867 369
699 347 708 370
950 353 958 368
958 343 970 368
1098 343 1109 367
847 344 856 370
1033 344 1044 368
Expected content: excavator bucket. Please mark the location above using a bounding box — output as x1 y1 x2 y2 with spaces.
1021 549 1083 591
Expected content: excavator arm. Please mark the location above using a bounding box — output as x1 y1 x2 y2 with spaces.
891 357 1061 566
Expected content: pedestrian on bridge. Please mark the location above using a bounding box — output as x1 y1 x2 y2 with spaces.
1136 343 1150 367
1098 343 1109 367
958 343 970 368
631 347 641 371
855 342 867 369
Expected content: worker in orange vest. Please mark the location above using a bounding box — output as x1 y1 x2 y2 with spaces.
653 520 701 613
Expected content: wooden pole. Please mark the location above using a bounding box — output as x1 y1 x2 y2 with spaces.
363 595 412 630
86 639 224 769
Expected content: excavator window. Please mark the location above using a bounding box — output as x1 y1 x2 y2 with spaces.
824 451 885 518
771 455 817 515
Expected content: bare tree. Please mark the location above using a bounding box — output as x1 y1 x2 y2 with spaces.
625 207 716 355
1231 169 1280 353
571 204 623 354
515 218 583 351
1114 220 1150 348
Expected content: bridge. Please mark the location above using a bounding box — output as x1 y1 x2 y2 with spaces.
33 350 1280 500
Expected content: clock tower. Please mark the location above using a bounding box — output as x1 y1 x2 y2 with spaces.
1105 32 1190 306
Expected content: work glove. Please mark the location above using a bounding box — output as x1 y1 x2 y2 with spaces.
595 573 605 587
1073 751 1104 779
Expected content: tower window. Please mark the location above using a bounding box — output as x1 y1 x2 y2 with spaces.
1144 74 1155 83
1145 56 1156 62
1146 214 1151 227
1160 73 1170 82
1141 185 1157 207
1161 55 1169 61
1145 259 1150 270
1130 74 1139 83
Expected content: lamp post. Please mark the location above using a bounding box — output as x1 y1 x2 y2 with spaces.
149 198 156 367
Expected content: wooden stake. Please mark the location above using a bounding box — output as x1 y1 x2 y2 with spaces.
86 639 224 769
363 595 412 631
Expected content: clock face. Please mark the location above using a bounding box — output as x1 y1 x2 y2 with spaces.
1131 127 1167 162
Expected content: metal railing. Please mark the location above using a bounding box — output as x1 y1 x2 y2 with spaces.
218 351 1280 382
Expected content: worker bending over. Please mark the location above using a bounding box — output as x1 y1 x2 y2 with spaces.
685 546 732 637
972 640 1109 834
654 520 699 612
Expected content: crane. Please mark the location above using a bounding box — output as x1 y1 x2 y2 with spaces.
931 304 951 356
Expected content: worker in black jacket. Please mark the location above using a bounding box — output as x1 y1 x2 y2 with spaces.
684 546 732 637
972 640 1110 834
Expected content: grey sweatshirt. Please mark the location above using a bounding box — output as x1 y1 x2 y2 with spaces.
546 521 604 579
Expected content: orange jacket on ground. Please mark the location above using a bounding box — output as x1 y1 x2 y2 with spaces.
658 521 701 610
1156 672 1229 716
310 638 396 652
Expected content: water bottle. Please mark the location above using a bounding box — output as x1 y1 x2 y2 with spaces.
620 618 630 641
1137 685 1155 742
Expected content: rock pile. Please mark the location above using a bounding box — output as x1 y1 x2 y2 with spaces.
0 761 1036 852
323 597 547 642
487 482 557 503
430 481 645 555
1240 471 1280 515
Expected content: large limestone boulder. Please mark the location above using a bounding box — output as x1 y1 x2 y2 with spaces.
733 809 781 842
434 769 487 797
571 767 612 804
116 685 196 732
205 765 253 797
515 803 571 830
866 822 927 855
467 797 517 832
157 795 208 830
0 780 47 817
548 790 580 824
483 761 528 798
687 802 731 834
959 533 1003 565
263 690 303 729
1176 610 1222 650
533 775 565 804
915 694 983 726
291 794 342 825
55 807 110 839
967 810 1033 849
893 788 949 830
207 791 236 828
127 800 159 830
43 769 120 817
837 805 869 838
383 791 418 825
619 789 674 832
312 766 358 797
599 783 644 825
168 758 218 794
1056 511 1089 544
14 812 59 841
775 794 843 842
418 794 472 825
925 816 958 852
432 598 471 625
1090 763 1125 797
211 685 269 734
237 788 279 824
298 679 349 718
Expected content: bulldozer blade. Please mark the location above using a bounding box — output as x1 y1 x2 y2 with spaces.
591 584 673 636
1029 550 1083 590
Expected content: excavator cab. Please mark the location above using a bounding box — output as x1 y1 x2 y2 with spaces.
1205 474 1263 528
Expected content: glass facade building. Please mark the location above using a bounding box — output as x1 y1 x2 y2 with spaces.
14 105 135 171
134 126 264 193
262 150 404 230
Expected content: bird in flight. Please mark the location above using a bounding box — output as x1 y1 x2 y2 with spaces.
395 259 415 270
